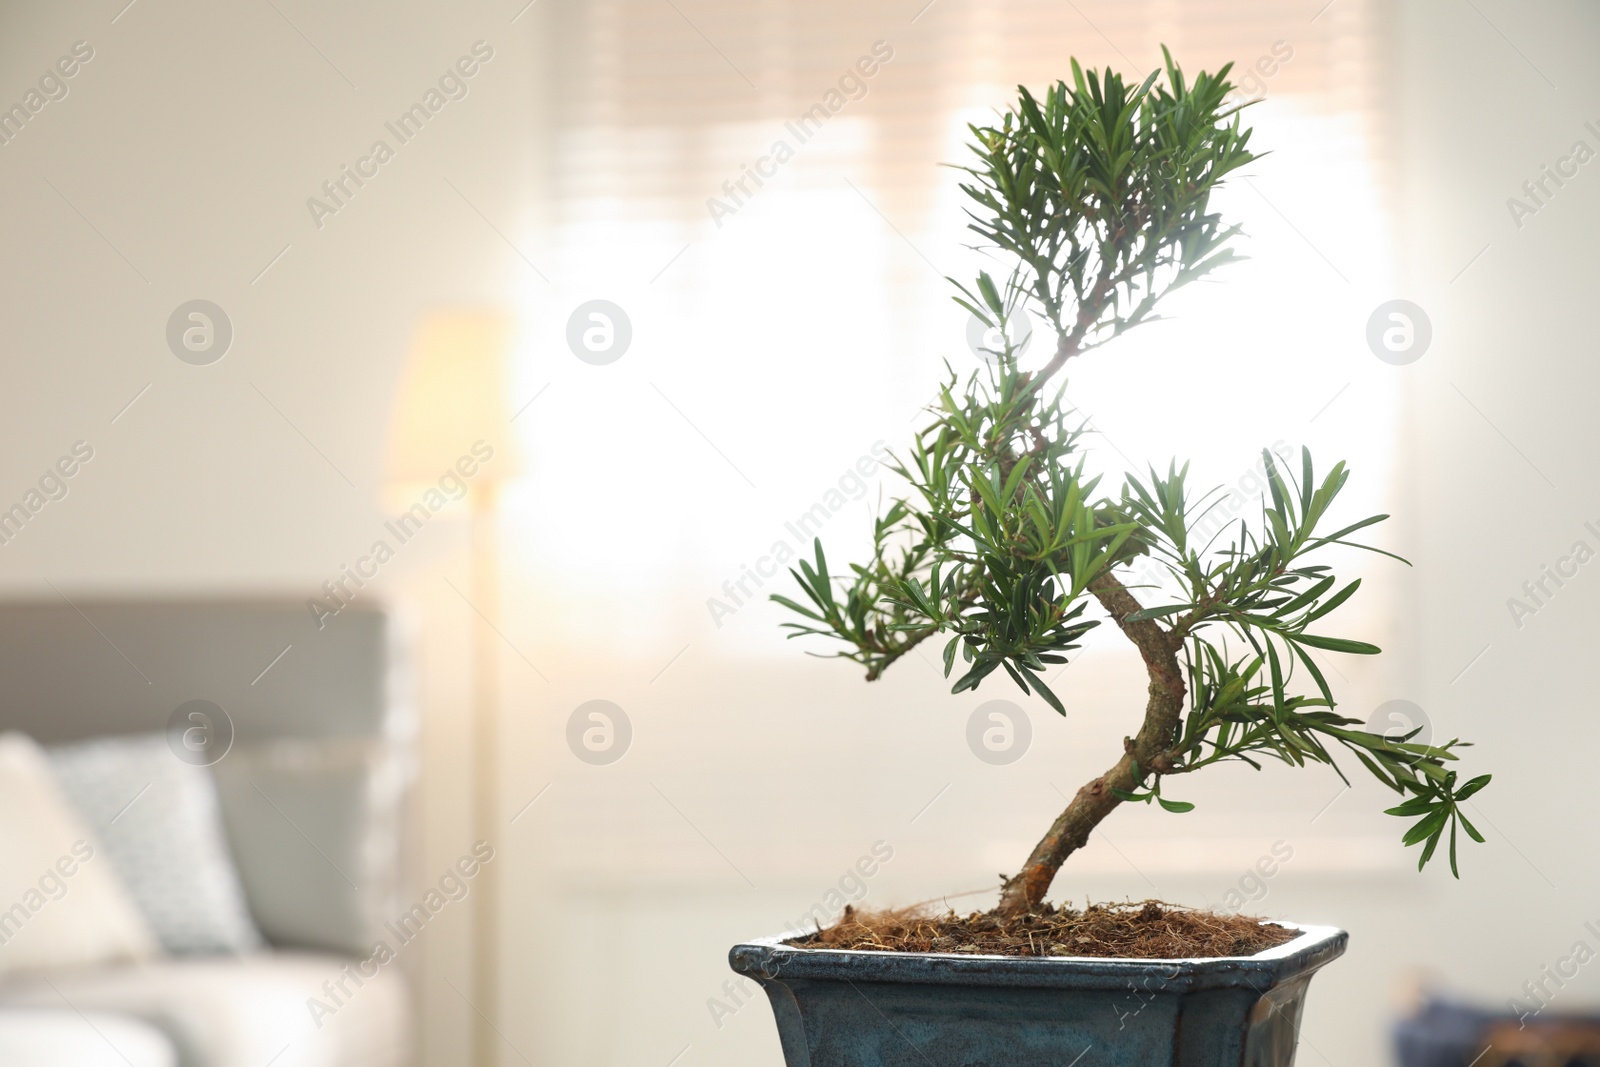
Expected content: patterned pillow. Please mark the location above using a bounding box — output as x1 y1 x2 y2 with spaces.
47 734 263 955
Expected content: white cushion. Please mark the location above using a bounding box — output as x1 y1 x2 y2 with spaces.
0 734 159 976
47 735 263 956
0 1008 176 1067
0 953 410 1067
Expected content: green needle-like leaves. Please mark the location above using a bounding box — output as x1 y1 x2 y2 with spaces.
772 50 1490 884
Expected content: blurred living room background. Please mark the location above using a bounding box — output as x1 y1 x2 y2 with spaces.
0 0 1595 1064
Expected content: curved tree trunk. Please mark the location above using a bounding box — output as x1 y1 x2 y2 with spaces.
996 571 1187 918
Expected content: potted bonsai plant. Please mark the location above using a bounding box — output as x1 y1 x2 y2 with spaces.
731 50 1491 1067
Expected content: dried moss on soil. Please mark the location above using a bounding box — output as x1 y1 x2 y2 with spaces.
788 900 1298 960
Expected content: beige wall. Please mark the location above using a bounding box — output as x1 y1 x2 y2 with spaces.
0 1 1596 1065
1388 0 1600 1033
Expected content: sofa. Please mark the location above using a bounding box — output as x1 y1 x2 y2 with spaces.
0 600 416 1067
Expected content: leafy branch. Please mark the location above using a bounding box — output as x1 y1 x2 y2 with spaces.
771 49 1490 914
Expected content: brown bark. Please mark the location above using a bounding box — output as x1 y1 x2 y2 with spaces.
996 570 1187 917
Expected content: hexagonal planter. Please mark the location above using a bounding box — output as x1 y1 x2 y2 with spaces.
728 923 1345 1067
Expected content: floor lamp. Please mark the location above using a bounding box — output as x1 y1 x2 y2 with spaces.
387 309 519 1067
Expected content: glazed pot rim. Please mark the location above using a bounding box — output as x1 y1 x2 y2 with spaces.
730 921 1348 992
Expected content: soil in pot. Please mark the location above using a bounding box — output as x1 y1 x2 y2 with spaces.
787 899 1298 959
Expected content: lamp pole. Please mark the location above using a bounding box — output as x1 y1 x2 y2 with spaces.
469 479 500 1067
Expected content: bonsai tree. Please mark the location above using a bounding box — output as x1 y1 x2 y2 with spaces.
774 50 1490 920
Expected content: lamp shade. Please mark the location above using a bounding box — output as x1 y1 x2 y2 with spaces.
386 308 522 489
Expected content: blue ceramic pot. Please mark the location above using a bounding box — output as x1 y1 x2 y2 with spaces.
729 923 1345 1066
